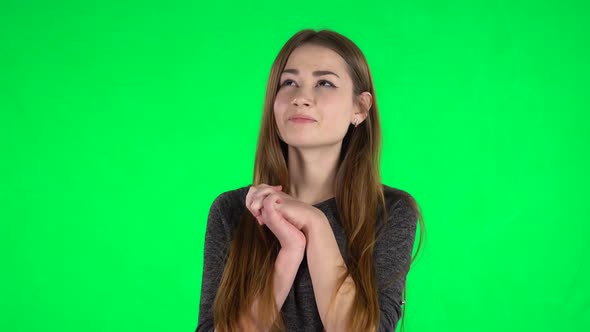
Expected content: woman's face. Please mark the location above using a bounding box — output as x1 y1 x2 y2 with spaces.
273 44 364 148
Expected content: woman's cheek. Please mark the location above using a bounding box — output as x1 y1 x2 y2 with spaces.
274 94 290 112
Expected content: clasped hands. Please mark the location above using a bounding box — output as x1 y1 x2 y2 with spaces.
245 183 324 252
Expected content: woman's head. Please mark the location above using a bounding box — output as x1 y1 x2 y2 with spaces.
273 43 373 149
255 29 381 186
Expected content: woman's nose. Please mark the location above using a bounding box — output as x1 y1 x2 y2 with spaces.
291 90 314 107
292 97 311 107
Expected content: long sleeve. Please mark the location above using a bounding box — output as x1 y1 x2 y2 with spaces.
374 197 418 332
196 194 231 332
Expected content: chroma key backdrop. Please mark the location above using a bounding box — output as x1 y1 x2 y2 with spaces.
1 1 588 331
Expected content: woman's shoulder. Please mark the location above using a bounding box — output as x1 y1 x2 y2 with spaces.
381 183 418 215
205 185 252 234
209 184 251 211
378 184 419 235
382 183 414 203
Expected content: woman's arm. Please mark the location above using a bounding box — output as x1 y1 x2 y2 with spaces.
304 198 418 332
374 198 417 331
243 248 305 331
196 195 230 332
303 212 357 332
197 191 306 332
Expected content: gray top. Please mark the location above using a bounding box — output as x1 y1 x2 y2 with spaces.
196 184 418 332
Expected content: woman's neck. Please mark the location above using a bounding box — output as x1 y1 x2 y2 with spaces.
287 143 340 205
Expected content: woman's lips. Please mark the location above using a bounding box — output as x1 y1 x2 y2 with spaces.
289 118 316 124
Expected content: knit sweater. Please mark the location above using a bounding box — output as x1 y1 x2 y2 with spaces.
196 184 418 331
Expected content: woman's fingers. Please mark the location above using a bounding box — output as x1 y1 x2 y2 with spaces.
262 193 307 252
257 192 282 226
260 194 298 241
246 184 283 219
257 192 306 251
245 184 281 210
249 186 278 218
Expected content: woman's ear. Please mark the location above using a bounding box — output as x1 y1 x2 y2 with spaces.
354 92 372 124
360 91 372 112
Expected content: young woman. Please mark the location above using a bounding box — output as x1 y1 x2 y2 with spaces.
196 29 425 332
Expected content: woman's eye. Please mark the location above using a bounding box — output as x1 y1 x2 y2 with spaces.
318 80 335 87
279 79 335 88
280 79 295 87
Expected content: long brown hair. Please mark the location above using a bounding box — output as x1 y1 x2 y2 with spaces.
213 29 425 332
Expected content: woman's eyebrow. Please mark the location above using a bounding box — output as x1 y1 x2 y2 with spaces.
282 68 340 78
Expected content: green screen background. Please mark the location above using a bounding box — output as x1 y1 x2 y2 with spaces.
1 1 588 331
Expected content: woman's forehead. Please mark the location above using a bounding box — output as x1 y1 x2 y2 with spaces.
284 45 348 75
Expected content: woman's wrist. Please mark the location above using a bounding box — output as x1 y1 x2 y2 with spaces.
277 246 305 264
301 207 328 237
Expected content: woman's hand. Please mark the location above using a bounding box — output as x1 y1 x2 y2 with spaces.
271 192 325 235
245 184 306 252
246 184 325 235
